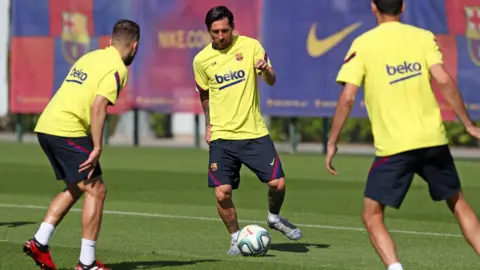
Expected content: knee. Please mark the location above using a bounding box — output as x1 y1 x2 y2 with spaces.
65 184 83 200
267 177 285 191
215 185 232 203
96 182 107 201
362 198 384 229
83 177 107 201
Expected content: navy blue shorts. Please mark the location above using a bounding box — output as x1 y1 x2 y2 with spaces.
365 144 461 209
208 135 285 189
37 133 102 183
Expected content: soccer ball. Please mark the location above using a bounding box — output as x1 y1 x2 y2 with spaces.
237 224 271 256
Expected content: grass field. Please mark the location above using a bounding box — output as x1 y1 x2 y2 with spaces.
1 142 480 269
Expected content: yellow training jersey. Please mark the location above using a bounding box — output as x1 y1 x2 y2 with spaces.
336 22 448 156
35 46 128 137
193 35 270 141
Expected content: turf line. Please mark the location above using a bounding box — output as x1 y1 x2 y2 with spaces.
0 203 461 238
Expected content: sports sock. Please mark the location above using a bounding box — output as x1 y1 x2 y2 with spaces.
79 238 96 266
268 211 280 223
34 222 55 246
387 262 403 270
231 231 240 242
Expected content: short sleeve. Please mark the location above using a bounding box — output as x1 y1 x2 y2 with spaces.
425 32 443 68
254 41 272 74
336 39 365 87
96 69 126 105
193 58 209 92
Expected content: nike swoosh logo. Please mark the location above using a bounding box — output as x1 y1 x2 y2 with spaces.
270 158 275 166
307 22 362 58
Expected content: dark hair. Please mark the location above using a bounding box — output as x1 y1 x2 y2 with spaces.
205 6 234 30
373 0 403 15
112 19 140 44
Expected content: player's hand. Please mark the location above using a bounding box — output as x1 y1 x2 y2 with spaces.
205 125 212 145
325 144 338 176
254 59 269 71
79 148 102 179
466 125 480 140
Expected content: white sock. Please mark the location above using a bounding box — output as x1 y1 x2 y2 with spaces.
231 231 239 242
387 262 403 270
79 238 96 266
34 222 55 246
268 212 280 223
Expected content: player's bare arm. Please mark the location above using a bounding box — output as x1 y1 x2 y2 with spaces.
79 95 109 178
256 59 276 86
326 83 359 175
429 64 480 138
199 89 211 144
90 95 109 149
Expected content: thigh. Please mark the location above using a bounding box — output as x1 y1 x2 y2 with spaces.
365 152 416 209
240 135 285 183
37 133 65 180
416 145 461 201
40 134 102 183
208 139 242 190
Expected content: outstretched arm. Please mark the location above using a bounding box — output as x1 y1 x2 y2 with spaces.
430 64 473 128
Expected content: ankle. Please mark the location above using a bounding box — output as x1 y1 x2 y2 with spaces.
387 262 403 270
34 222 55 246
268 212 280 223
79 238 96 266
231 231 239 242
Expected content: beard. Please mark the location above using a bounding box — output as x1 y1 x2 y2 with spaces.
123 51 137 66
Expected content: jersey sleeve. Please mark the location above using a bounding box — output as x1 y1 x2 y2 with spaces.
336 39 365 87
425 32 443 68
193 57 209 92
254 41 272 74
96 69 126 105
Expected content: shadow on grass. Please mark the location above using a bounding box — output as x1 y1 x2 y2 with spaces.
270 242 330 253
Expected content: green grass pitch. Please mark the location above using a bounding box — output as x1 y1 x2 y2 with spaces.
0 142 479 269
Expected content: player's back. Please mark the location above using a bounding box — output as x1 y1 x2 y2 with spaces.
35 46 127 138
347 22 447 156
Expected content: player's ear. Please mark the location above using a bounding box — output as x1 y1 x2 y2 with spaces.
109 39 112 46
371 2 377 14
401 2 406 13
132 41 138 51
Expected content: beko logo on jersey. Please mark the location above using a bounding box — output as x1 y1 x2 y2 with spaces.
215 69 246 90
386 61 422 85
66 67 88 85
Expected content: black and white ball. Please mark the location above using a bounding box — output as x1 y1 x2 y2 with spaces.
237 224 271 256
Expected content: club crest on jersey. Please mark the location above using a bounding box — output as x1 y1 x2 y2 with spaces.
235 53 243 61
465 6 480 67
61 12 91 65
210 163 218 171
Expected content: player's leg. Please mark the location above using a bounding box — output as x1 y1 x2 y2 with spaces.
363 152 416 270
447 192 480 254
241 135 302 240
24 133 81 270
418 145 480 254
63 136 109 269
208 139 242 255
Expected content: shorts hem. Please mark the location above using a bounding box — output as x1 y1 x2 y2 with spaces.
64 173 103 184
208 183 238 190
365 194 402 209
432 188 461 202
262 173 286 183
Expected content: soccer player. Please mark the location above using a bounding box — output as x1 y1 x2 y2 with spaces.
326 0 480 269
193 6 302 255
22 20 140 270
